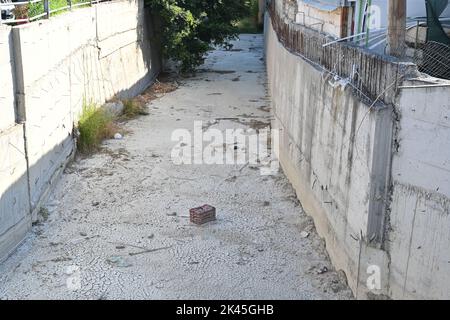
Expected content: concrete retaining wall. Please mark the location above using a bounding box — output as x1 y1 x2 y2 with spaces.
388 80 450 299
266 15 392 297
0 0 161 262
266 6 450 299
0 25 16 131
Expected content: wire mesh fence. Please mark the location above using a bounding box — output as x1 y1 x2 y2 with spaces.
414 41 450 80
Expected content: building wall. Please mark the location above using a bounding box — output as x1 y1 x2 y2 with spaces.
0 0 161 262
296 0 347 37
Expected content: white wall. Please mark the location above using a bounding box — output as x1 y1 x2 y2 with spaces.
388 79 450 299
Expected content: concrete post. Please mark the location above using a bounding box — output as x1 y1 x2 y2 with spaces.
387 0 407 58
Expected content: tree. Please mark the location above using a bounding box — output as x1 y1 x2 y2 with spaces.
146 0 252 72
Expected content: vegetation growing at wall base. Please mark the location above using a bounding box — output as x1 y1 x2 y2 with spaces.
77 102 120 154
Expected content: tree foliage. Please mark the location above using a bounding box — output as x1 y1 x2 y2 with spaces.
146 0 252 72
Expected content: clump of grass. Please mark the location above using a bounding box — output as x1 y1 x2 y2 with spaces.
77 103 119 154
122 99 148 119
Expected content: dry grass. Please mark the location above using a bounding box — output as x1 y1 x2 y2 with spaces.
77 103 121 154
77 76 178 154
135 77 179 105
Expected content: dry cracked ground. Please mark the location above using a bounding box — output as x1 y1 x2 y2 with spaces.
0 35 353 300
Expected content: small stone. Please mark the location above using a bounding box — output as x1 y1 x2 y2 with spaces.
300 231 310 238
317 266 328 275
107 256 132 268
115 245 126 250
167 212 177 216
148 234 154 239
92 201 100 207
104 101 124 117
114 133 123 140
80 232 87 237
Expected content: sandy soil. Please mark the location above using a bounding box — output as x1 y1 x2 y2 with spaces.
0 35 353 300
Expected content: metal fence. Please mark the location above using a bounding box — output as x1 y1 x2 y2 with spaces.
414 41 450 80
268 0 403 105
0 0 109 25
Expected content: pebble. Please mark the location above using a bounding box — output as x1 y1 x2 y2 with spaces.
300 231 310 238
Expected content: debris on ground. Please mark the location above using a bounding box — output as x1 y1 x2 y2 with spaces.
128 246 172 257
300 231 310 238
189 205 216 225
317 266 329 275
106 256 133 268
114 133 123 140
132 76 179 107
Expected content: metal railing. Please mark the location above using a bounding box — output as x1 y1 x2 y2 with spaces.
0 0 109 25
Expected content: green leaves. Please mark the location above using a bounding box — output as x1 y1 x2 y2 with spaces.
146 0 252 72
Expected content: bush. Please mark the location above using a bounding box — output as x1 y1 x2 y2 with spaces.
146 0 252 72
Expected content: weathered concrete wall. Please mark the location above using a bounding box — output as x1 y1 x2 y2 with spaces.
266 14 392 297
266 3 450 298
0 26 30 263
0 25 16 131
388 80 450 299
0 0 161 262
15 1 159 212
0 124 31 263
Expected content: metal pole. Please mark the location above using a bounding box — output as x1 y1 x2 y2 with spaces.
44 0 50 19
365 0 372 47
415 20 420 50
356 0 364 44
